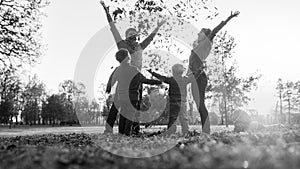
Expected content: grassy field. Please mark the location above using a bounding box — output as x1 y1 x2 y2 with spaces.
1 125 300 169
0 125 234 137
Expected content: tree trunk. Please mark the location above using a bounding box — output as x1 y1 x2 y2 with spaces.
225 101 228 127
288 97 291 124
223 94 228 127
219 99 224 125
9 116 13 129
38 116 41 125
279 91 283 124
15 115 18 125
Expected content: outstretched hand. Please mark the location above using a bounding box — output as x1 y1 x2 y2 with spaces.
99 0 105 6
147 69 153 74
100 1 109 13
230 11 240 18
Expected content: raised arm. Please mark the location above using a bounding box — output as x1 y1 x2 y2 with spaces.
209 11 240 41
140 20 166 49
138 73 162 85
100 1 123 44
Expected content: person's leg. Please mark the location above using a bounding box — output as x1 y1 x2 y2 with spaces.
132 86 142 134
119 100 130 135
124 110 135 136
104 103 119 133
166 102 180 135
179 102 189 135
119 100 136 136
132 99 141 135
132 112 140 135
192 74 210 134
124 118 134 136
118 114 126 134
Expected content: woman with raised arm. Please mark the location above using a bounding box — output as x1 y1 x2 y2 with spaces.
100 1 165 134
189 11 240 134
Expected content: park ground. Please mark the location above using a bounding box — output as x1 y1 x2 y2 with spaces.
0 125 233 137
1 125 300 169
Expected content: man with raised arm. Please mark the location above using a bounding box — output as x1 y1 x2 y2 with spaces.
100 1 165 134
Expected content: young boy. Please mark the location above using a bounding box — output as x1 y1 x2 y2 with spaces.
111 49 162 136
148 64 202 136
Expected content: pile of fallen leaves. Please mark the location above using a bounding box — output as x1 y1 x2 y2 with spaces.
1 125 300 169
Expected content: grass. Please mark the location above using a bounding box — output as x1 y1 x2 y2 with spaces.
0 125 234 137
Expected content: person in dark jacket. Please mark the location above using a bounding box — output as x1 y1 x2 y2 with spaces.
148 64 202 136
111 49 162 136
100 1 165 134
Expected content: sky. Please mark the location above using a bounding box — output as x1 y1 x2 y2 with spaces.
32 0 300 114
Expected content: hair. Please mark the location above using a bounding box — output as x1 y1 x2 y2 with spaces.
193 28 212 48
125 28 137 37
172 63 185 75
192 28 212 48
200 28 212 37
115 48 130 63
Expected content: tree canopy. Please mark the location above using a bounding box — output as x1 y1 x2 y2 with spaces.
0 0 49 69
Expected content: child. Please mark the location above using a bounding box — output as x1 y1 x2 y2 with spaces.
148 64 202 136
111 48 162 136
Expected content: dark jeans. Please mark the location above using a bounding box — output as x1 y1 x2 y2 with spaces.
105 99 141 135
166 101 189 135
118 99 140 136
132 84 143 134
167 102 180 132
191 72 209 130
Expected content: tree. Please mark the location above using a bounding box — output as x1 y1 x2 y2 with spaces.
90 99 101 125
282 81 294 124
41 94 66 125
0 0 49 69
206 32 260 127
274 79 300 125
22 99 39 125
97 83 111 124
0 67 22 126
75 97 102 125
293 81 300 114
276 80 300 125
0 94 14 125
21 74 46 125
276 78 284 123
59 80 86 125
75 96 89 125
